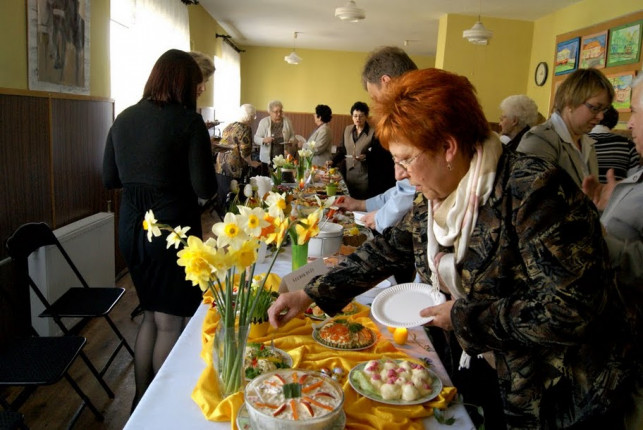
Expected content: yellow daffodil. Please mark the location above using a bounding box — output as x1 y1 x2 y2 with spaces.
265 191 288 219
229 240 259 271
237 206 269 238
143 210 162 242
265 216 289 247
166 225 190 249
176 236 219 291
212 212 246 249
294 209 321 245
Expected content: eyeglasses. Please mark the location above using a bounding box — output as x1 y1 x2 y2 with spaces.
584 102 609 115
392 150 425 171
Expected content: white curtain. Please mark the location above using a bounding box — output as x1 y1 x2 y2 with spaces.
110 0 190 116
214 41 241 125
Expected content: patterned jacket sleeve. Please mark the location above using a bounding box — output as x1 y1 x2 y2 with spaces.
304 211 417 315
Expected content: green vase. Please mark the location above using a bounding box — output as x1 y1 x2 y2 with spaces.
291 242 309 271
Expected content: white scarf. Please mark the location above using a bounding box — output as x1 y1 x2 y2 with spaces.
426 136 502 368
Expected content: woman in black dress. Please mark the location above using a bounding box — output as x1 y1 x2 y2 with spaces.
103 49 217 409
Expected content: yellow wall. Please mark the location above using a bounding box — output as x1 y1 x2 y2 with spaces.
437 14 534 122
240 46 435 115
527 0 642 115
188 5 224 108
0 0 111 97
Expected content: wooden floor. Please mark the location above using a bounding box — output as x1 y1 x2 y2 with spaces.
1 210 221 430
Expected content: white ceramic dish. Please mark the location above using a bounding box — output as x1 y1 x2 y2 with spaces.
308 222 343 257
370 283 446 328
348 360 443 405
237 403 346 430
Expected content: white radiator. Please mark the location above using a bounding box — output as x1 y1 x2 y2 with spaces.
28 212 115 336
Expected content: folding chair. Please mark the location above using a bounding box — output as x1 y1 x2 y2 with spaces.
0 331 104 427
5 222 135 399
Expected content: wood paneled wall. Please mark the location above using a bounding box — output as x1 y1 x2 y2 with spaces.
0 89 116 343
252 111 355 148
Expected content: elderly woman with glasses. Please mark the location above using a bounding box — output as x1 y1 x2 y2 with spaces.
254 100 296 169
517 68 614 188
269 68 634 429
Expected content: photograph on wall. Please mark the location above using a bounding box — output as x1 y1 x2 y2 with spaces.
27 0 90 95
606 20 642 67
555 37 580 75
606 72 635 112
580 31 607 69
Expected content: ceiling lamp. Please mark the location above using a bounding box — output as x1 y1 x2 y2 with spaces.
284 32 302 64
335 0 365 22
463 18 493 45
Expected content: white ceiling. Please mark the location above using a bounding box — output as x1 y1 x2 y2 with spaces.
198 0 583 56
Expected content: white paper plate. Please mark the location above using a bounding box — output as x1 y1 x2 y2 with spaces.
370 283 446 328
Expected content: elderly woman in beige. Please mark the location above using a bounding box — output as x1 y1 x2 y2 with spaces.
517 68 613 188
498 95 539 151
253 100 296 168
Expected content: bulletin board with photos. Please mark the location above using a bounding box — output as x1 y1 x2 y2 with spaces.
550 10 643 122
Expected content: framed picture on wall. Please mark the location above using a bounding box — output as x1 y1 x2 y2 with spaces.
580 31 607 69
27 0 90 95
554 37 580 75
606 20 642 67
606 71 636 112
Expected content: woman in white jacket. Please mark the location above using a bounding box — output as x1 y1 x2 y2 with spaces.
253 100 296 169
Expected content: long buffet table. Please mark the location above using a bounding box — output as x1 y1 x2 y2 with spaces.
124 247 475 430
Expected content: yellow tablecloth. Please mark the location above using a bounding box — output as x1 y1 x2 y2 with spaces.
192 274 457 430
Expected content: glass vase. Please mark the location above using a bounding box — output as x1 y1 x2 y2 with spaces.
213 322 249 398
291 242 309 271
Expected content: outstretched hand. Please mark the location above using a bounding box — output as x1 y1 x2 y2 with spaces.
419 300 455 331
335 196 366 211
268 290 313 328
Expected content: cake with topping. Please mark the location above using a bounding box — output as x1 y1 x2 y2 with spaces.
244 369 345 430
315 318 375 349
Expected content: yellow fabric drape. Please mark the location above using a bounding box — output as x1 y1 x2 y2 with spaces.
192 274 457 429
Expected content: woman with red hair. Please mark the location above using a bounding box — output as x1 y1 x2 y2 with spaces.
270 68 634 429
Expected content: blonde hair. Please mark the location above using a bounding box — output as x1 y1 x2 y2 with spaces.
189 51 215 81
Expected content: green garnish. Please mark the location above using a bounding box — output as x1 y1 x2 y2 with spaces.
348 322 364 333
283 382 301 399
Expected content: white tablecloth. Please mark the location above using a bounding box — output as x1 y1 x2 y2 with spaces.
124 250 475 430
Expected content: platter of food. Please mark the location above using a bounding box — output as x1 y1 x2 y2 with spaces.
244 342 293 380
348 359 443 405
312 318 376 351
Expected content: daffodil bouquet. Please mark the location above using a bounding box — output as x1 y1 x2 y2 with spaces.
142 188 332 397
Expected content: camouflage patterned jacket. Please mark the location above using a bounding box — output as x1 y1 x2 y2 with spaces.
306 149 634 429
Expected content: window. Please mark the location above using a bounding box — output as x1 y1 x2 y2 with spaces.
214 42 240 125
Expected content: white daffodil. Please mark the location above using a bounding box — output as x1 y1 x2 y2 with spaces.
143 210 162 242
237 206 270 237
304 140 316 151
272 154 287 167
265 191 288 219
314 194 336 209
254 176 273 200
243 183 254 198
166 225 191 249
212 212 246 249
298 148 313 159
230 179 239 193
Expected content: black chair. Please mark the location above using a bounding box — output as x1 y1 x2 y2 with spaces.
0 332 104 427
5 222 135 399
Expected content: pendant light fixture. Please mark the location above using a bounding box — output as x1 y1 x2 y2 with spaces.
335 0 365 22
284 32 302 65
463 0 492 45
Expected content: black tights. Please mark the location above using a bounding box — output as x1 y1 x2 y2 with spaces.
131 310 189 411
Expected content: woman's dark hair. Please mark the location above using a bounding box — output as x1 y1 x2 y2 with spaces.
315 104 332 123
350 101 369 116
143 49 203 110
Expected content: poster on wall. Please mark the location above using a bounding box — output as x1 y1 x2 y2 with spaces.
580 31 607 69
606 72 635 112
554 37 580 75
27 0 90 95
606 20 642 67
